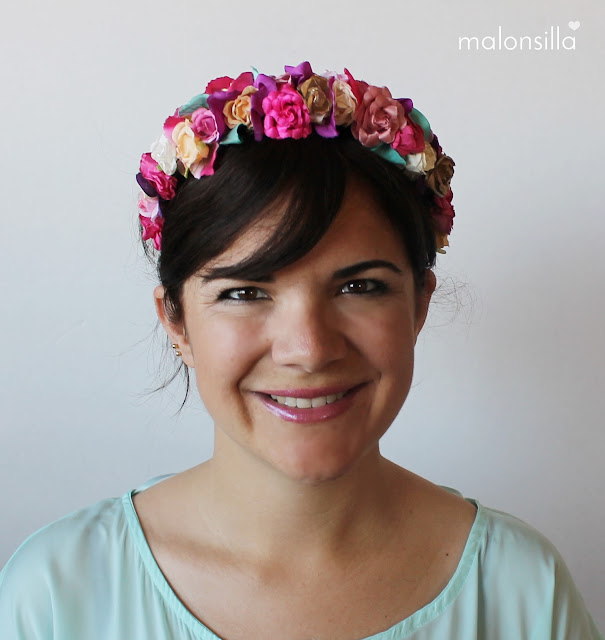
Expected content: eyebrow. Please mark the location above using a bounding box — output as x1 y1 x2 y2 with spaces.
199 259 403 283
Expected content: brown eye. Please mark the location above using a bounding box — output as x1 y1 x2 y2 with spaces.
341 279 381 294
223 287 268 301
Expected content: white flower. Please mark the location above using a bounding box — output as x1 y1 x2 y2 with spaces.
405 143 437 175
151 135 178 175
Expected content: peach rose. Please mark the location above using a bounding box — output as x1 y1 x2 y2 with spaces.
332 79 357 126
223 86 258 128
172 120 210 171
426 155 455 197
352 85 406 147
299 75 332 124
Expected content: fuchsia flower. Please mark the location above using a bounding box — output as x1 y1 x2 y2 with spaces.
138 195 164 250
206 72 254 94
137 63 457 253
262 84 312 140
139 153 178 200
352 85 407 147
392 119 426 156
139 215 164 250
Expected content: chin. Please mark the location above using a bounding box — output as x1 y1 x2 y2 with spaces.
266 440 375 486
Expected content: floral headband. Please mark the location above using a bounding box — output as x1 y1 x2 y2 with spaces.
137 61 455 253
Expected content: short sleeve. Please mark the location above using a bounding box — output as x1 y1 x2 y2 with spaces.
531 550 603 640
482 507 603 640
0 497 127 640
0 534 55 639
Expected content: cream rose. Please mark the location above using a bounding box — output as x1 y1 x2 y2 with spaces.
172 120 209 170
405 142 437 175
223 86 257 128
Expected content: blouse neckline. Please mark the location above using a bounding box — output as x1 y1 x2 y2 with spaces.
122 475 487 640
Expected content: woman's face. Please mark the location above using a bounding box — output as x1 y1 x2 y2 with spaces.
157 180 435 484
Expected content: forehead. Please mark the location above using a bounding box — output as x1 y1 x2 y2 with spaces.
203 180 408 274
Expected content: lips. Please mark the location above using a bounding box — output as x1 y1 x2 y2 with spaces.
253 383 366 424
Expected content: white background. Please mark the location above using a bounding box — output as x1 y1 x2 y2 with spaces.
1 0 603 630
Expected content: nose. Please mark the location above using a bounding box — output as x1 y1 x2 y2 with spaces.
271 297 348 372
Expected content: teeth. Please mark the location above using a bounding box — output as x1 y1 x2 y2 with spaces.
269 391 346 408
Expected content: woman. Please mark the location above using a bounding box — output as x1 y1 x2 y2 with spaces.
0 62 601 639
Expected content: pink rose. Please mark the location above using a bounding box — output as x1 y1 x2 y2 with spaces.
191 108 219 142
139 153 178 200
392 120 425 156
352 85 406 147
138 194 161 219
262 84 312 140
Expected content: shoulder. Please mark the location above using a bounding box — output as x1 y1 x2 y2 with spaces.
472 503 602 638
0 496 127 637
480 504 561 563
2 495 126 578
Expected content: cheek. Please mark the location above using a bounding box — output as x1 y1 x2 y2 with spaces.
349 302 417 371
190 315 266 391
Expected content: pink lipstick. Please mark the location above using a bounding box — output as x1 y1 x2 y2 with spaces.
254 383 366 424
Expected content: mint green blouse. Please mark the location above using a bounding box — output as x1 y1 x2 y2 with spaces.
1 475 602 639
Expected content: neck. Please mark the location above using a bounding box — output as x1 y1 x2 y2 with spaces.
178 434 409 571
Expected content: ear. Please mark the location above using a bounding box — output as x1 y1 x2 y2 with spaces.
154 285 195 368
413 269 436 340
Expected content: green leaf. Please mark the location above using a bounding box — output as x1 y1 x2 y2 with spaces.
370 144 407 166
409 108 432 141
178 93 209 115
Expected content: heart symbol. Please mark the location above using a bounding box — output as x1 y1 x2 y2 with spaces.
568 21 580 30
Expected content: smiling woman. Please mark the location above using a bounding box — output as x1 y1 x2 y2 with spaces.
157 179 433 486
0 62 601 640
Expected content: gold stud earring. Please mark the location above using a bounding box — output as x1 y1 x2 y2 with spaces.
172 343 182 357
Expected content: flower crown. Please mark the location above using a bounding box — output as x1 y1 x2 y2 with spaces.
137 62 455 253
